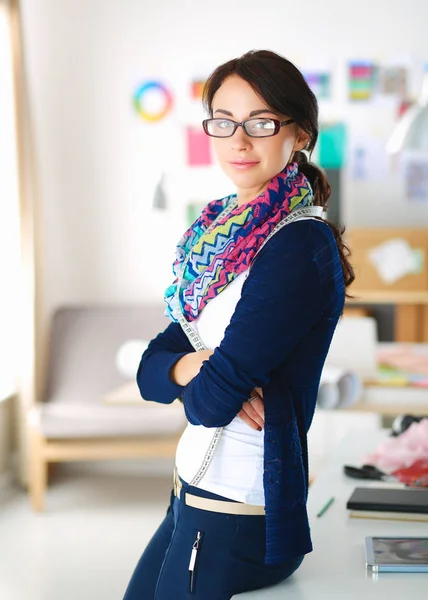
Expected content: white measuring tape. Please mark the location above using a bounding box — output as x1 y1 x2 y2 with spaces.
175 203 324 487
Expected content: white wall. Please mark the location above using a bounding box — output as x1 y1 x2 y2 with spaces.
20 0 428 326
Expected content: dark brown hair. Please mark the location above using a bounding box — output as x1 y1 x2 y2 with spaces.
203 49 354 294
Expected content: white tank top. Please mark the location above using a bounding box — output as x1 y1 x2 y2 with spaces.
175 270 265 505
175 215 322 504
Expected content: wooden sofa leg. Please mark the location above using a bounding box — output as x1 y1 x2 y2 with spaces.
29 429 48 512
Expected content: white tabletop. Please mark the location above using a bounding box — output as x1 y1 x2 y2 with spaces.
235 429 428 599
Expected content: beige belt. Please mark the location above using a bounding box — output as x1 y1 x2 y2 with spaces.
173 467 265 516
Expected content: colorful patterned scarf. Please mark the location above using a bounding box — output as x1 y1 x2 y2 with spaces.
164 162 313 323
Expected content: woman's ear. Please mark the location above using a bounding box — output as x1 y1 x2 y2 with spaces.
293 129 310 153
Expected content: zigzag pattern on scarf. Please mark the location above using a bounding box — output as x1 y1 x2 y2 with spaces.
165 162 314 323
181 195 236 250
187 255 237 311
187 208 252 277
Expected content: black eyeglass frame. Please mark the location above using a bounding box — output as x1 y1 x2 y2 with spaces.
202 117 294 138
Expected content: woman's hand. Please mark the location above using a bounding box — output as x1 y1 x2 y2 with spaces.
171 353 265 431
238 387 264 431
170 349 214 387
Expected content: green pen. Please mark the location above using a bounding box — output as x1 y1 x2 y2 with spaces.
317 496 335 518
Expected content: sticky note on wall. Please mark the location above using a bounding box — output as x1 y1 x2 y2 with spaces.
186 126 212 166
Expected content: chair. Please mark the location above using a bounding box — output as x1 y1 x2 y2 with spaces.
27 304 186 511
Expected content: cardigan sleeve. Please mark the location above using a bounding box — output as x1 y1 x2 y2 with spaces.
136 321 194 404
181 220 340 427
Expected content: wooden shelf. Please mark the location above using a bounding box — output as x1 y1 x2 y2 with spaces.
347 291 428 304
345 293 428 342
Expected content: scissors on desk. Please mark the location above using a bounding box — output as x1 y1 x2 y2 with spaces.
343 464 398 482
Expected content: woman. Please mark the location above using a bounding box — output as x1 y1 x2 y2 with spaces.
123 49 354 600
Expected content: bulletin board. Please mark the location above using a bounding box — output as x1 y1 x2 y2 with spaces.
346 228 428 294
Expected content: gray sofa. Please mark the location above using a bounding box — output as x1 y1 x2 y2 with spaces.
27 304 186 510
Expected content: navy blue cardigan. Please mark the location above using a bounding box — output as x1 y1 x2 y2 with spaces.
137 219 345 564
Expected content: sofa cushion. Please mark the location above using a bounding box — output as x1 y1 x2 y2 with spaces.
44 305 170 406
33 399 186 439
38 304 186 438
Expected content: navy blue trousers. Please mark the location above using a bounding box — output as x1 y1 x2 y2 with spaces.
122 479 304 600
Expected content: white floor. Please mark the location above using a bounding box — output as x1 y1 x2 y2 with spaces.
0 459 175 600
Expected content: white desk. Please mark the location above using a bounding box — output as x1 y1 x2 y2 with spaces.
235 430 428 599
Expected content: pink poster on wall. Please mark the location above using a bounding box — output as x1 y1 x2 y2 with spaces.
186 126 212 166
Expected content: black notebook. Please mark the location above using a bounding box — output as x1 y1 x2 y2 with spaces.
347 487 428 520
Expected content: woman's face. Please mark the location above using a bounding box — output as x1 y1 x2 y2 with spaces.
210 75 310 202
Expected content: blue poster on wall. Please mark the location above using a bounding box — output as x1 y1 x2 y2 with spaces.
318 123 347 169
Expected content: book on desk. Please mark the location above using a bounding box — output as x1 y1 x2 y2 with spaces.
347 487 428 522
365 536 428 572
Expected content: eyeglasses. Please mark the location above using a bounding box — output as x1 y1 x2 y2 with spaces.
202 117 294 138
